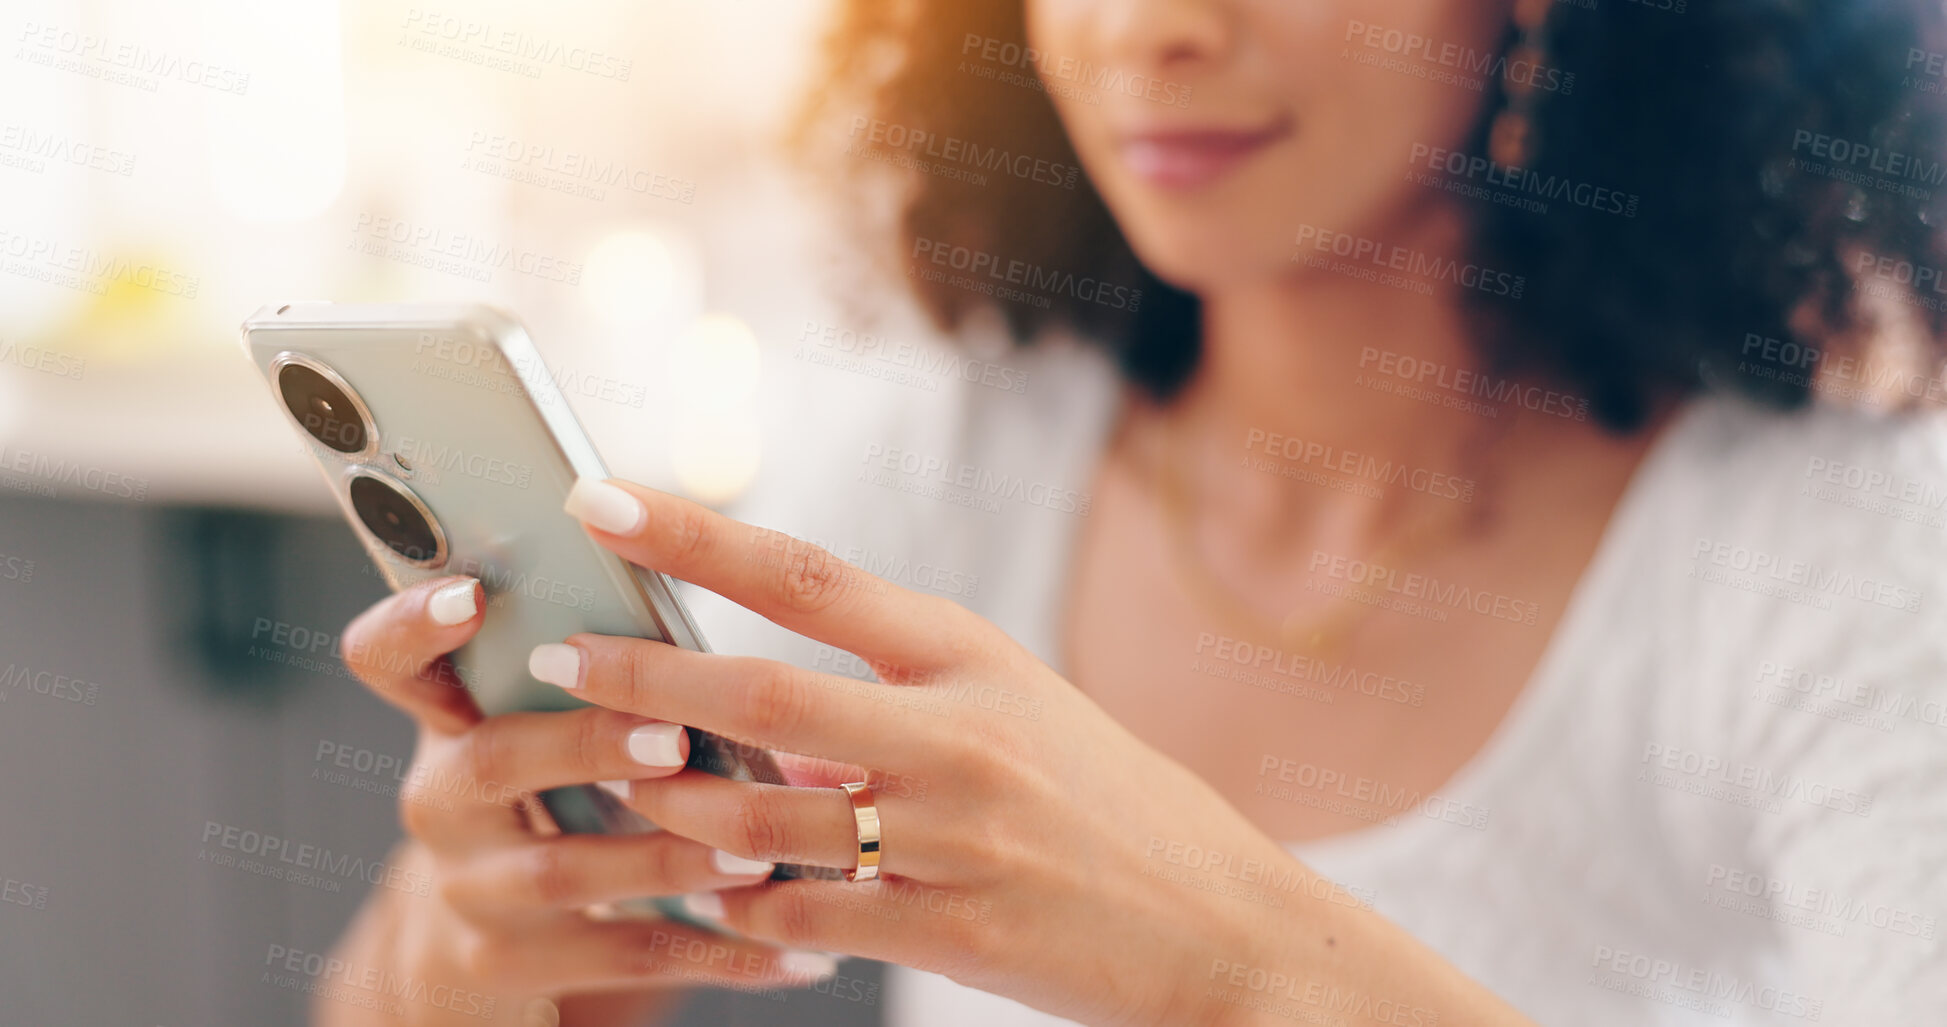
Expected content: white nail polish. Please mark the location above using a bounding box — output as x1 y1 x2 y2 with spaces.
520 997 560 1027
427 579 478 626
683 891 725 921
564 478 645 536
626 723 686 767
528 643 582 690
595 779 632 802
710 849 775 876
780 951 838 981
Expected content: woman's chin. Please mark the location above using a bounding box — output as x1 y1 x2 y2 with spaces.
1123 234 1299 295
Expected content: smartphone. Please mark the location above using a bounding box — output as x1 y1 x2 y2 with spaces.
239 301 840 918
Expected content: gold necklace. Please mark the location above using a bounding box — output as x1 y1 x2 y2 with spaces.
1151 412 1506 660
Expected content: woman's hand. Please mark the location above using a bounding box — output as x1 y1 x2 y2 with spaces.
537 478 1447 1027
322 576 842 1026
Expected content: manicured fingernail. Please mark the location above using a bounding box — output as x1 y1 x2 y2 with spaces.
626 723 687 767
683 891 725 921
528 643 581 690
710 849 775 876
780 950 838 981
565 478 645 536
595 779 632 801
428 579 479 626
520 997 560 1027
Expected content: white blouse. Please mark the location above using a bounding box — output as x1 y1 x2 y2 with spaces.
695 336 1947 1026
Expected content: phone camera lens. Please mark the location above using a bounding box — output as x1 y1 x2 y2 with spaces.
349 473 444 565
278 362 369 454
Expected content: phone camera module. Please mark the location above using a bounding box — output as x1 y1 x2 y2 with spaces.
278 361 371 454
349 472 445 566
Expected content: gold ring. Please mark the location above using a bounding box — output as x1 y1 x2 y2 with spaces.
840 781 881 883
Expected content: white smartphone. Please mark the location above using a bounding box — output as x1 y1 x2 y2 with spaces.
239 301 840 918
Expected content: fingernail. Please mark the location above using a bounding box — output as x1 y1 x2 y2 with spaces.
710 849 775 876
626 723 687 767
528 643 581 690
520 997 560 1027
565 478 645 536
595 779 632 802
428 579 479 626
683 891 725 921
780 950 838 981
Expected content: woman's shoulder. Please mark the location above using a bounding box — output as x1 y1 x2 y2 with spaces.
1620 391 1947 819
1678 388 1947 492
1641 393 1947 617
695 327 1121 666
1630 395 1947 1018
941 325 1125 476
740 320 1119 515
1626 393 1947 689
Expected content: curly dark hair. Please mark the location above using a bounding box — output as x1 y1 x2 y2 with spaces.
797 1 1947 431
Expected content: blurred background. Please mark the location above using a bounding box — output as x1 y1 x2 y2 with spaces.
0 0 942 1021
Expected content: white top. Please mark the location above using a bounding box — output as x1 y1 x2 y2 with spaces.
695 336 1947 1026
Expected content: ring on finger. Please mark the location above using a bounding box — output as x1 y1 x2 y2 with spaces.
840 781 881 883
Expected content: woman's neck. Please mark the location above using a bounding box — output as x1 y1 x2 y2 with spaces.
1160 194 1509 471
1131 203 1632 555
1172 274 1487 471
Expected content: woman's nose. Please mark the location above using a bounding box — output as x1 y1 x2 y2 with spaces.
1089 0 1236 75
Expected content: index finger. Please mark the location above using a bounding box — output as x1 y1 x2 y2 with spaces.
339 576 485 735
563 478 982 669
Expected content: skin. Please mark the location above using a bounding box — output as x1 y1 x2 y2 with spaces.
317 578 832 1027
1032 0 1663 843
321 0 1673 1024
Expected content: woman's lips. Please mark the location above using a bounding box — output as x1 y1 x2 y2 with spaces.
1117 119 1293 190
